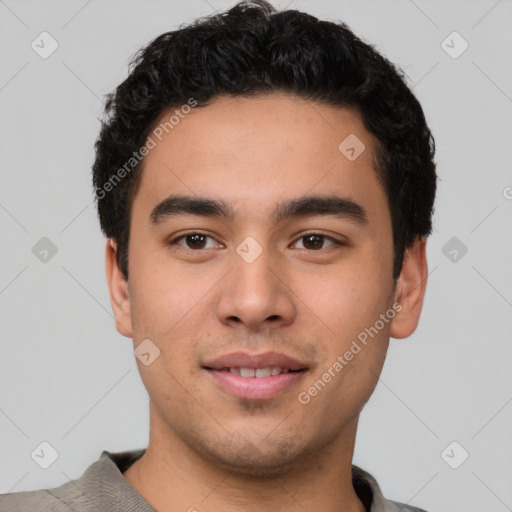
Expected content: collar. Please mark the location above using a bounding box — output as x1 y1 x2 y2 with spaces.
87 449 396 512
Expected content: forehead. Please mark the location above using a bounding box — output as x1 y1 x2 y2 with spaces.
133 93 386 223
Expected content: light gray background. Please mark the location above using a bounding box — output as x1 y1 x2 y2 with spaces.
1 1 511 511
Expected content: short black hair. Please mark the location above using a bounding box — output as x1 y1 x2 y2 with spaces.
92 0 437 280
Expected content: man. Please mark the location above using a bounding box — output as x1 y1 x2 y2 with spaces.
0 1 436 510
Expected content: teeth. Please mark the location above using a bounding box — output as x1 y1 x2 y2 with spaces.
240 367 256 378
225 367 289 377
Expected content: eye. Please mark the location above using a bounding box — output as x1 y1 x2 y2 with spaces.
291 232 342 251
170 232 221 251
168 231 344 253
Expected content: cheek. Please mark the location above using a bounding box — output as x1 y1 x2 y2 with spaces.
307 255 391 331
305 271 391 402
299 259 393 402
128 246 213 337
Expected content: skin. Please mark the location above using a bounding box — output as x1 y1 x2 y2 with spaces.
105 93 428 512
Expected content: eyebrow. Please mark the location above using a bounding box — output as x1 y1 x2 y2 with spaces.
149 194 368 226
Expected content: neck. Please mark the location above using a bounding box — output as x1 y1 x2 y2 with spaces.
123 410 366 512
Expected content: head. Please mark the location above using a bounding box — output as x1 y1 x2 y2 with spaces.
95 1 436 474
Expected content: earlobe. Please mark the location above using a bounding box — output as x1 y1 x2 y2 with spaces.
390 237 428 340
105 238 133 338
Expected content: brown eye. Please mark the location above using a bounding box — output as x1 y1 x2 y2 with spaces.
293 233 339 251
303 234 323 250
184 234 207 249
170 233 219 250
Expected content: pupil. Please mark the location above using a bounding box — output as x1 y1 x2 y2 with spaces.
188 234 206 248
305 234 322 250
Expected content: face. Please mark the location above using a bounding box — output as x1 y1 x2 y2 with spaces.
106 93 427 475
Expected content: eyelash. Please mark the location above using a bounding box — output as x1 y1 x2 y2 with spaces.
168 231 345 252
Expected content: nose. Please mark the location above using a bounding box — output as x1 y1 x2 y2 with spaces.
215 243 296 332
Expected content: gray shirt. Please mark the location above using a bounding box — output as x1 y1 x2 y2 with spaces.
0 450 428 511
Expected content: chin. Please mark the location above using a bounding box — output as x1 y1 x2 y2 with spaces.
194 433 316 478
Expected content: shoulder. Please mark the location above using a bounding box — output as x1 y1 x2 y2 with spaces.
351 465 431 512
0 482 80 512
386 500 430 512
0 449 149 512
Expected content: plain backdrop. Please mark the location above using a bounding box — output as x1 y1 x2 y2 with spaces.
0 1 511 511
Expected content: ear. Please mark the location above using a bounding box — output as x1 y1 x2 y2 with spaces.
105 238 133 338
390 237 428 339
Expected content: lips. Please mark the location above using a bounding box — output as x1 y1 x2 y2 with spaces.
202 351 308 400
203 351 307 372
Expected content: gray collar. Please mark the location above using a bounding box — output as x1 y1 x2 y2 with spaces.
76 450 411 512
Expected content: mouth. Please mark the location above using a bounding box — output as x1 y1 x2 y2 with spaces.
205 366 305 377
202 351 309 400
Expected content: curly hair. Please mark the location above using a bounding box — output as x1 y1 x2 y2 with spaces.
92 0 437 280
